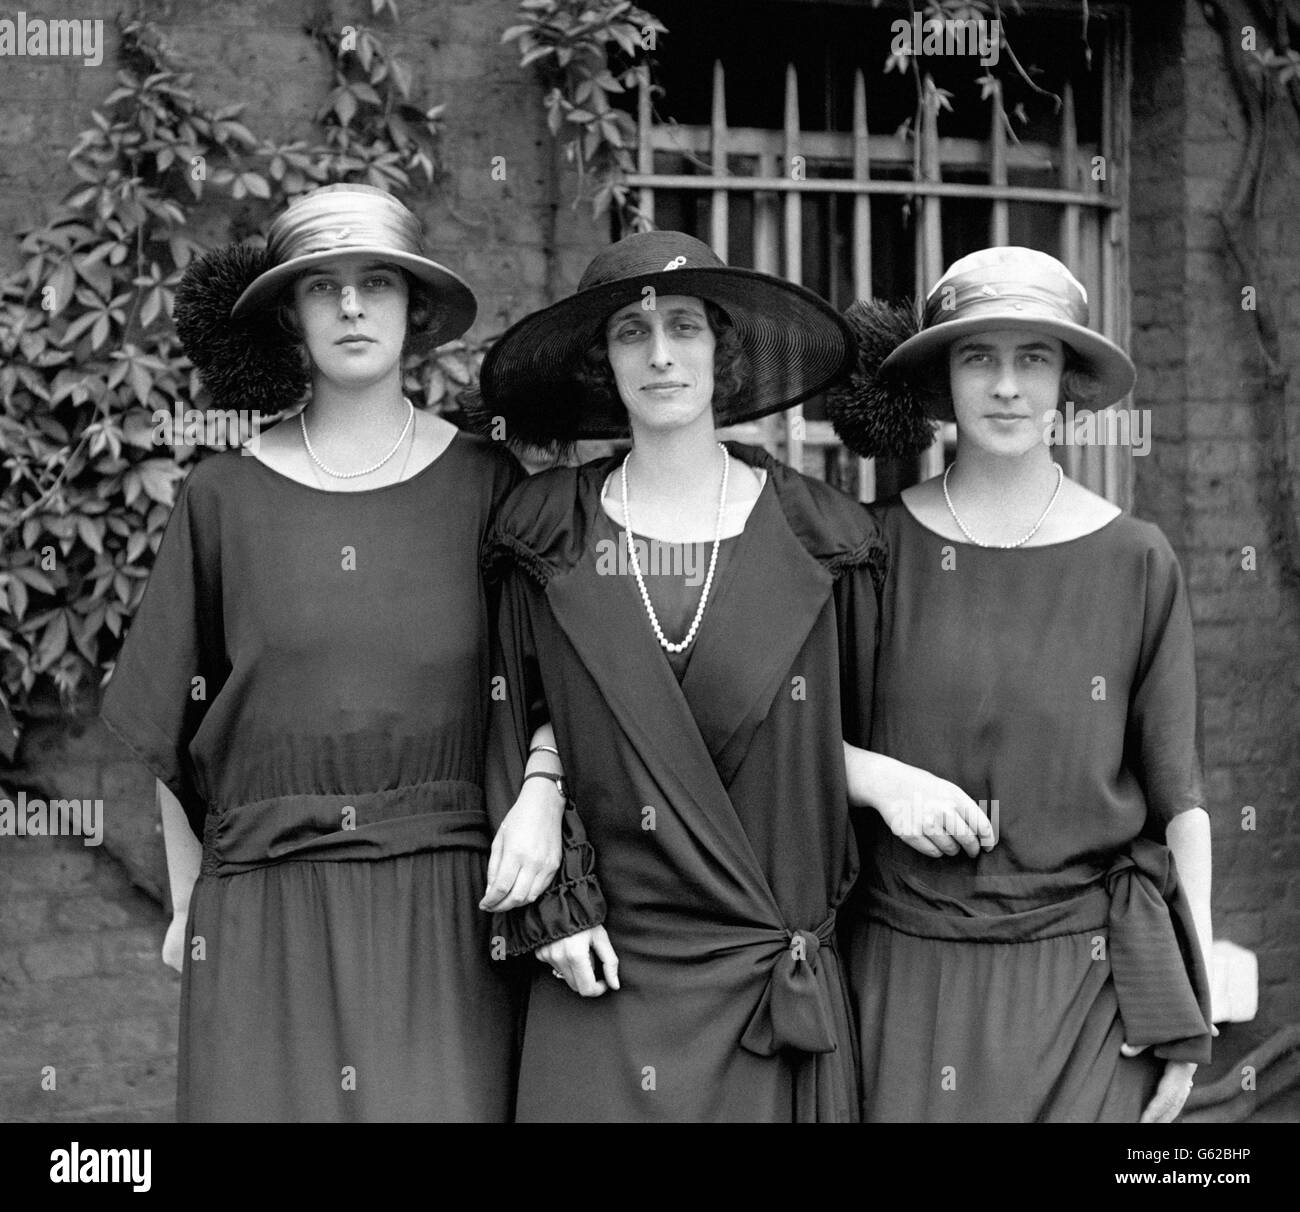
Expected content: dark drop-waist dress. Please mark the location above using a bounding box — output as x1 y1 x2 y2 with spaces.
845 498 1214 1123
101 431 524 1122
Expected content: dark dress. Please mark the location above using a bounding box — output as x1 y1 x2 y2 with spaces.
845 497 1213 1123
101 431 524 1122
484 442 886 1123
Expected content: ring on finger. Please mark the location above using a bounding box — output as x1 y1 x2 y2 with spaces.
551 968 564 979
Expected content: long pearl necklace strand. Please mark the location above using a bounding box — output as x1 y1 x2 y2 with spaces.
301 397 415 479
620 443 729 654
942 461 1065 549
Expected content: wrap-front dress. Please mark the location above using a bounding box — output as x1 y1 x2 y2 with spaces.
101 432 524 1122
485 442 885 1122
845 498 1213 1122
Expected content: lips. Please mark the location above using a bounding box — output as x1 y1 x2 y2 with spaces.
642 382 688 391
336 334 375 345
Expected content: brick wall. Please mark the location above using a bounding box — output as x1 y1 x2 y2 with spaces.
0 0 606 1124
0 813 178 1122
0 0 605 324
3 0 1298 1125
1131 0 1300 1027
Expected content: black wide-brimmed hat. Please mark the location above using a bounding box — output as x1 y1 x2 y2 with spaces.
475 230 856 443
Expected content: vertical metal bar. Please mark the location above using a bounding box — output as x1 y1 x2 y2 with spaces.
637 70 655 228
754 150 783 460
710 60 729 259
1059 80 1081 272
989 78 1009 246
1097 43 1117 503
852 69 873 300
755 152 779 274
1057 78 1085 485
919 75 946 481
784 61 804 473
852 68 876 501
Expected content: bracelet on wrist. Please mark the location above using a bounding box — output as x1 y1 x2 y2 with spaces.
522 769 567 800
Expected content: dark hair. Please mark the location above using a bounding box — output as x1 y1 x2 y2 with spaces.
572 297 750 419
914 341 1105 421
274 268 446 360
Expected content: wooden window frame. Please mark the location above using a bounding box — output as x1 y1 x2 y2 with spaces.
629 1 1133 507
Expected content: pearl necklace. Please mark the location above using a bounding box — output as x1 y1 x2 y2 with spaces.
942 461 1064 548
620 443 729 654
301 398 415 479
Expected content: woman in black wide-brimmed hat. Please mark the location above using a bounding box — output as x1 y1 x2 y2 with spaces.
102 183 565 1122
476 229 928 1122
828 246 1214 1122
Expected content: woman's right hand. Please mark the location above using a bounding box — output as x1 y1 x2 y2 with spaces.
162 912 187 973
849 748 995 859
537 926 620 997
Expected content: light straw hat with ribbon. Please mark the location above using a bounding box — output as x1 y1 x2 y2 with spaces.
173 184 478 413
880 246 1135 398
230 183 476 344
474 230 856 444
828 246 1136 460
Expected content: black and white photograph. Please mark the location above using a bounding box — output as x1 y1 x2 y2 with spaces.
0 0 1295 1181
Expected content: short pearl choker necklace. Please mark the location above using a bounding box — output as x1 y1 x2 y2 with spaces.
942 461 1064 549
620 443 729 654
301 398 415 479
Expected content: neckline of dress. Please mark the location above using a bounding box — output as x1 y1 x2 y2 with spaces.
897 496 1124 550
598 465 768 542
244 428 462 496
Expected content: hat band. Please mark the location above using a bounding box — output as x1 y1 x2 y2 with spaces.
924 283 1088 330
267 197 426 266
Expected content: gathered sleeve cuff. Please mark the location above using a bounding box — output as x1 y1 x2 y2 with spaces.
483 532 608 958
496 802 607 957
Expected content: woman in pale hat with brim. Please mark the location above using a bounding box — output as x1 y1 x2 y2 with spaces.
103 183 564 1121
828 245 1214 1122
476 228 906 1121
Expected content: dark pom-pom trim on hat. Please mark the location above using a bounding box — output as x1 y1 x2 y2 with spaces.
173 244 308 414
826 299 939 460
457 383 584 461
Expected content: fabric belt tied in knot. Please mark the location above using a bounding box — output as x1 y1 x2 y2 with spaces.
1104 836 1212 1056
739 914 839 1058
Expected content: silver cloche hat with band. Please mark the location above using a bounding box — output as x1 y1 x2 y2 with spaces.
230 183 477 346
173 184 478 413
828 246 1137 460
880 246 1136 400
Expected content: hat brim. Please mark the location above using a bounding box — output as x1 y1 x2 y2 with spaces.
229 247 477 348
880 315 1136 407
478 267 856 442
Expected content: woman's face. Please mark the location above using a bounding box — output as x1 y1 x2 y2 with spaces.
947 328 1065 457
604 294 716 435
291 254 409 388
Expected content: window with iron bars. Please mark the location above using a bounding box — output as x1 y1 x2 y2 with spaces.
628 0 1131 506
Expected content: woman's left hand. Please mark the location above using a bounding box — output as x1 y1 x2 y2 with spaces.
1134 1054 1197 1123
479 782 564 912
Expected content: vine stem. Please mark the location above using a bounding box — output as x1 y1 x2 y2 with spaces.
1203 0 1300 592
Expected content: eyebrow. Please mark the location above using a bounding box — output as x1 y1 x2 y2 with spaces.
608 305 707 324
954 339 1058 353
301 262 402 279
